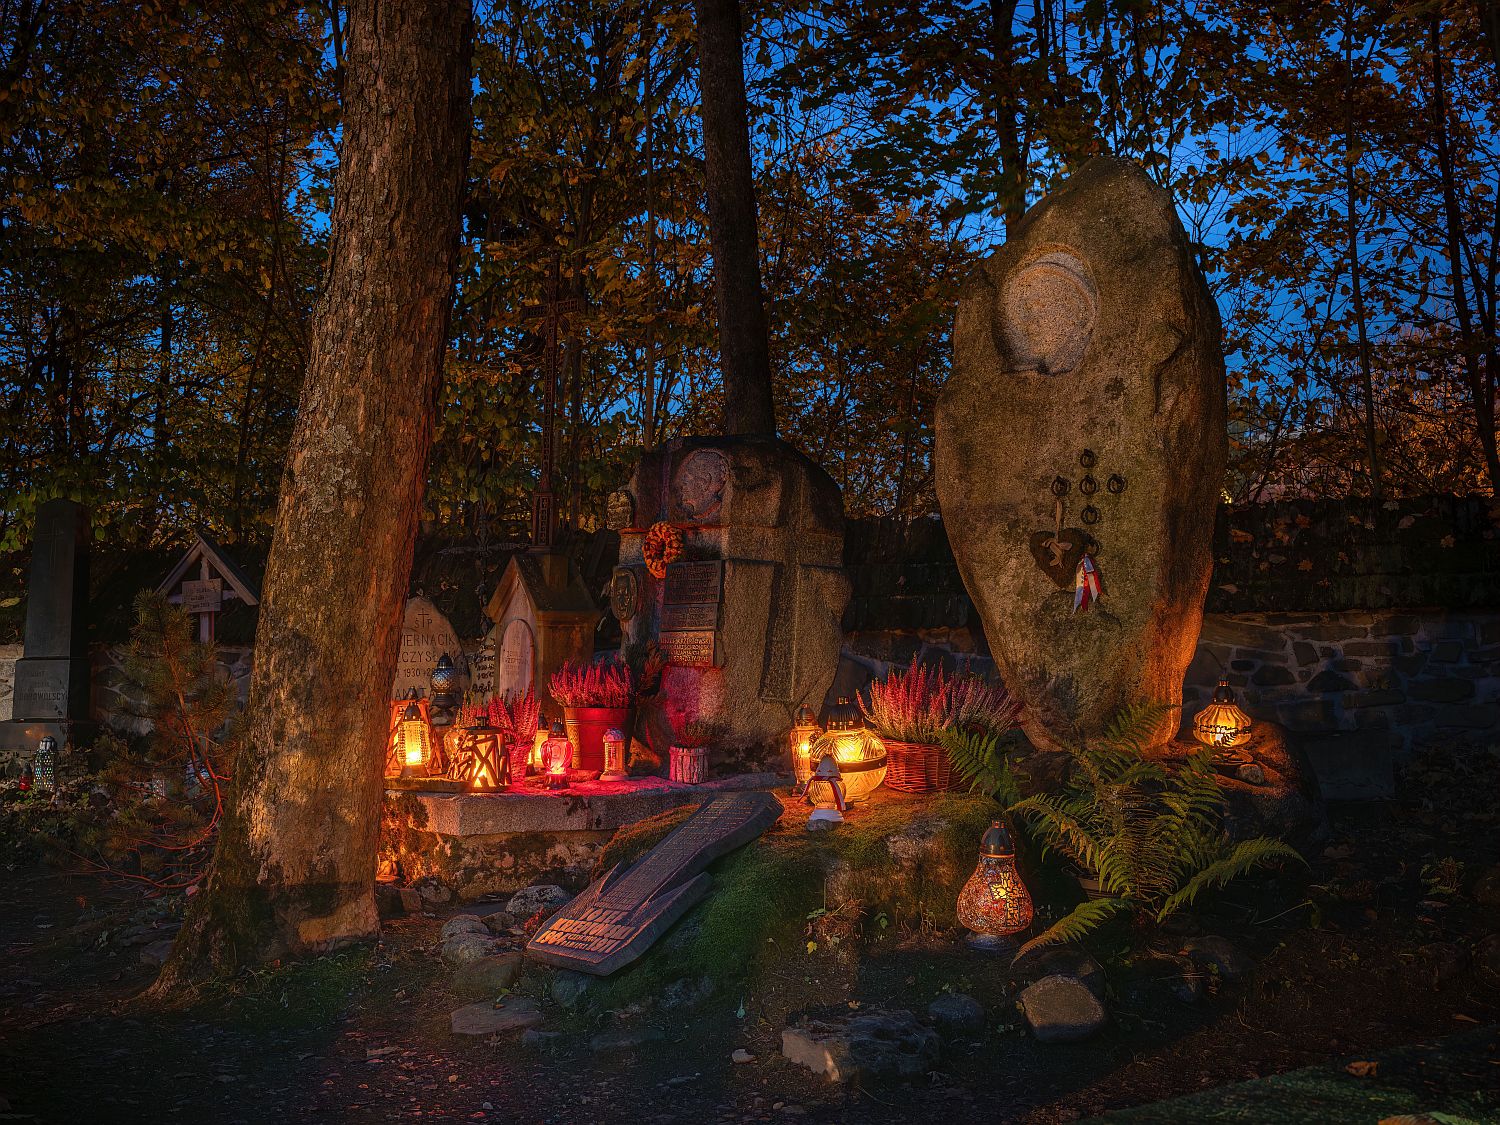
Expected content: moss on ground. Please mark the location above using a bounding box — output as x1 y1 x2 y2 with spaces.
572 789 1001 1014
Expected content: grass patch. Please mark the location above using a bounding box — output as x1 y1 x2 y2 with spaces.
204 946 381 1031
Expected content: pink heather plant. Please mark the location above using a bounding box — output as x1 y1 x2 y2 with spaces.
862 664 1019 744
489 687 539 742
549 659 634 709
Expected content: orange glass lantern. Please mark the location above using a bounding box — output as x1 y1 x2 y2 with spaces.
956 819 1034 953
1193 677 1253 755
531 718 551 773
541 718 572 790
789 704 821 791
809 697 886 802
393 700 433 780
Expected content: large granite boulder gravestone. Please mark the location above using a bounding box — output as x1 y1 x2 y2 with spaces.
611 437 849 757
936 156 1226 751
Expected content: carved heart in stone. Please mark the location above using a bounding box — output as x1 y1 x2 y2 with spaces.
1028 528 1091 589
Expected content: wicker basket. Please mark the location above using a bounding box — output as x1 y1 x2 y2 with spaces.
882 739 957 794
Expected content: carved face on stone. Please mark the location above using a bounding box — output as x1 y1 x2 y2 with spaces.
997 250 1098 377
609 566 639 622
672 449 729 522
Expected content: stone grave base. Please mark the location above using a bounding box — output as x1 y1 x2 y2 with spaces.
382 772 781 900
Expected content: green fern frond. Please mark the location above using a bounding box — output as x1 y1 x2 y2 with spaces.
1098 700 1177 756
1157 837 1304 920
1015 897 1134 959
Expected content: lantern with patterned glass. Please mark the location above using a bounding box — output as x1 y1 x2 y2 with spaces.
541 718 572 790
956 819 1034 954
1192 677 1253 764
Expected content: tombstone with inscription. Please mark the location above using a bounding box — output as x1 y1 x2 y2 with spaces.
612 437 849 759
391 596 470 702
527 791 783 975
0 499 93 764
483 552 600 719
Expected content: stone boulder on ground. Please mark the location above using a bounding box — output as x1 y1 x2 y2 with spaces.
1019 974 1108 1043
505 884 571 921
936 155 1227 752
449 997 544 1037
781 1009 940 1082
441 932 504 966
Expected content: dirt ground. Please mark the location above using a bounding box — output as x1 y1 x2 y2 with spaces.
2 744 1499 1124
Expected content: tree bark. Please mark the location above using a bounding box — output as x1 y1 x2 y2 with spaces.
1430 15 1500 494
693 0 776 436
153 0 473 992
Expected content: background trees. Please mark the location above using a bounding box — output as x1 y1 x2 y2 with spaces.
2 0 1497 564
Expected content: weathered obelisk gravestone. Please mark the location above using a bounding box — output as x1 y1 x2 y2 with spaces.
0 499 93 766
611 437 849 756
936 156 1226 751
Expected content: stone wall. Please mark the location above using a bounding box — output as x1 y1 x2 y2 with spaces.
0 644 19 723
90 644 255 735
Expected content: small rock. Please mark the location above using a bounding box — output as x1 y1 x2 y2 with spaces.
1417 941 1469 987
440 933 503 967
440 915 491 941
139 939 175 968
1476 934 1500 979
451 952 523 996
1018 975 1108 1044
1236 763 1266 786
781 1024 856 1082
1170 970 1205 1005
1182 935 1255 982
731 1049 755 1064
506 884 570 920
521 1029 563 1049
374 883 405 919
450 997 544 1036
399 887 424 914
413 876 453 907
1015 946 1106 999
1473 866 1500 909
927 993 985 1038
589 1026 665 1053
660 975 715 1011
550 969 595 1009
781 1009 939 1082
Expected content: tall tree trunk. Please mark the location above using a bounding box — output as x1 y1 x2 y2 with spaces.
988 0 1027 232
1431 15 1500 493
153 0 473 992
693 0 775 436
1344 13 1381 501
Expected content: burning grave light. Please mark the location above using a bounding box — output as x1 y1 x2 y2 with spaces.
788 704 821 792
956 819 1034 954
542 718 572 790
600 727 628 782
394 700 433 780
1193 676 1253 757
809 697 886 802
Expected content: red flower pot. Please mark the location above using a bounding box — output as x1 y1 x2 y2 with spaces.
564 706 634 775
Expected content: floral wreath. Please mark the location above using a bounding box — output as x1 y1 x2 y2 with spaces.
643 521 684 579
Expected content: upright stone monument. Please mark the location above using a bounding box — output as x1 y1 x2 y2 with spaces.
612 437 849 757
0 499 93 764
936 156 1227 751
390 596 469 702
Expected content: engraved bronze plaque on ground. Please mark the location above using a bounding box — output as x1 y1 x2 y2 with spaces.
526 792 784 976
663 560 723 606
